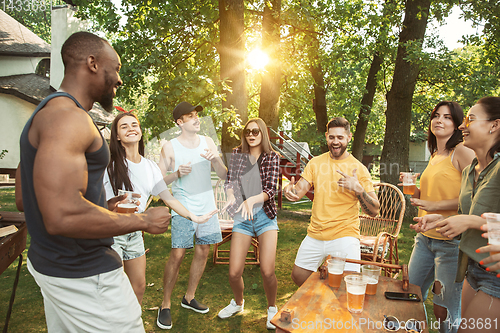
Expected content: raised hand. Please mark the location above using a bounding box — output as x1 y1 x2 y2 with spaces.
411 214 443 232
200 148 217 161
177 161 192 177
142 207 171 234
284 176 299 201
410 198 436 212
190 209 219 224
337 169 363 193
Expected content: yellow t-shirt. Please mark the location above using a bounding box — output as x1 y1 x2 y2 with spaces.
301 153 375 241
419 151 462 240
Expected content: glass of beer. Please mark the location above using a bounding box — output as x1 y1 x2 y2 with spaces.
327 252 347 288
117 190 139 213
485 213 500 255
401 172 416 195
117 203 137 213
344 274 368 314
361 265 381 295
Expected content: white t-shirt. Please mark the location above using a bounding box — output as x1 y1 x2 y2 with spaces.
103 157 168 213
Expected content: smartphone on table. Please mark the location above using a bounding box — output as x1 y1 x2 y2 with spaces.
384 291 421 302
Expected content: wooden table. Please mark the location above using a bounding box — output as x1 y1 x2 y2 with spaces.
0 211 27 333
271 272 428 333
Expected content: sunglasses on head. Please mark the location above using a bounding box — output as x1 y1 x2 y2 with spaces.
463 115 491 128
244 128 261 137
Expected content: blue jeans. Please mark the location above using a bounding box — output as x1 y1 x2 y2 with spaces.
408 233 462 333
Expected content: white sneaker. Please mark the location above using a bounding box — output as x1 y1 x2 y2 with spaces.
218 299 244 319
267 306 278 329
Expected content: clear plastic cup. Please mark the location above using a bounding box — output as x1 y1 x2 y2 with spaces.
327 252 347 288
484 213 500 255
401 172 416 195
361 265 381 295
344 274 368 314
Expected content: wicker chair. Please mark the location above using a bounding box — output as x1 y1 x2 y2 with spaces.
212 179 260 265
359 183 405 276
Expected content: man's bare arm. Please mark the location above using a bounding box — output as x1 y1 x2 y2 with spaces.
205 137 227 180
356 191 379 217
159 142 179 185
32 105 169 238
284 177 312 202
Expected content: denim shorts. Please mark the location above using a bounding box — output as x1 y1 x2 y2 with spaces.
112 231 145 261
171 214 222 248
408 233 462 333
232 208 278 237
466 258 500 299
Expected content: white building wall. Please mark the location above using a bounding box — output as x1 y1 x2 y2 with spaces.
0 94 35 169
0 56 47 76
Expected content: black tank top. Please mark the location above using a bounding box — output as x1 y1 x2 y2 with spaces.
20 92 121 278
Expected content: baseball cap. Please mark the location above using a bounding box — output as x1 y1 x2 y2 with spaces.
173 102 203 122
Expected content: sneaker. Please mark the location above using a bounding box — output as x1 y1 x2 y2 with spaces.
218 299 244 319
267 306 278 329
157 307 172 330
181 296 209 314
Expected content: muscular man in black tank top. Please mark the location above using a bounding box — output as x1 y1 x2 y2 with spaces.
17 32 171 332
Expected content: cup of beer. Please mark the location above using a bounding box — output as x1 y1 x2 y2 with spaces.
344 274 368 314
361 265 381 295
484 213 500 255
117 190 139 213
401 172 416 195
327 252 347 288
117 203 137 213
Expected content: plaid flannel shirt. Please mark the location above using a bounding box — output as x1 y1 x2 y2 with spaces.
225 147 280 219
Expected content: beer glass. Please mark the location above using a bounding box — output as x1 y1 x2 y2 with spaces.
344 274 368 314
361 265 381 295
327 252 347 288
117 190 139 213
485 213 500 255
401 172 416 195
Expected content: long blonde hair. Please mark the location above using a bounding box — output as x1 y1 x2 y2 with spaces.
240 118 276 154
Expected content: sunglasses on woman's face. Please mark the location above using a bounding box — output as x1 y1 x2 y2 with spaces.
244 128 261 137
463 115 491 128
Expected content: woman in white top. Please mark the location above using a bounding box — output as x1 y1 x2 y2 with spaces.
104 112 216 304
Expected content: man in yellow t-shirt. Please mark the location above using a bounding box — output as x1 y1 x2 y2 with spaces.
285 117 380 286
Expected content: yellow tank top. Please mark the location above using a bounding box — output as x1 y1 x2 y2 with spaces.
419 150 462 240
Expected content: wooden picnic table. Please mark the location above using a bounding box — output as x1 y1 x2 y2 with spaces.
271 272 428 333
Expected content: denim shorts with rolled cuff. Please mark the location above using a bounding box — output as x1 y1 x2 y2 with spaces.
171 214 222 249
112 231 145 261
466 257 500 299
232 208 278 237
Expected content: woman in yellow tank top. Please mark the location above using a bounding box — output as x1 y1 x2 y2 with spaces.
403 101 474 333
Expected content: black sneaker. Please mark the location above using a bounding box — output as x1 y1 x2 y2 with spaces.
181 296 209 314
157 307 172 330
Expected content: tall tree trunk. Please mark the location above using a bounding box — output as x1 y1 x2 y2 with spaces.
380 0 430 185
351 52 383 160
258 0 281 130
352 0 394 161
219 0 247 156
309 36 328 153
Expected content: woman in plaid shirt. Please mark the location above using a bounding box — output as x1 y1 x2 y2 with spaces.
217 118 280 329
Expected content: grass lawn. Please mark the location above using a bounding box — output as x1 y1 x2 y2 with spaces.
0 187 438 332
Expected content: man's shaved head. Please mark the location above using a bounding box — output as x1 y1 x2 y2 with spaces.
61 31 110 70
